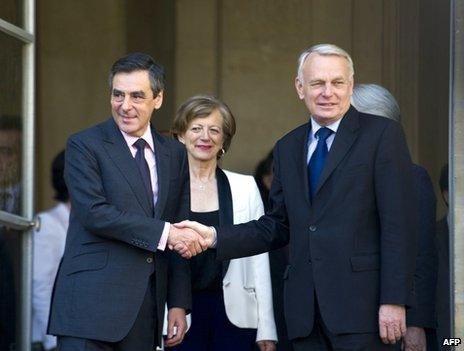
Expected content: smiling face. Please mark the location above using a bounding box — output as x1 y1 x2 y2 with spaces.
295 53 353 126
178 109 225 163
110 70 163 137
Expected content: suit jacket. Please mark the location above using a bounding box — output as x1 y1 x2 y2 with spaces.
216 106 416 339
48 118 190 343
221 169 277 342
406 165 437 329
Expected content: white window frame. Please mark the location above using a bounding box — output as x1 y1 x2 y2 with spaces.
0 0 36 350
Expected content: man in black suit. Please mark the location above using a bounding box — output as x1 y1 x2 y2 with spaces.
175 44 416 350
48 53 205 350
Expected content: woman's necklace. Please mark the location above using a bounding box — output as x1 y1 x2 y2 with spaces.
192 177 215 191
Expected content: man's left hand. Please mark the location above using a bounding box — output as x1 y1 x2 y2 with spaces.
379 304 406 344
401 326 426 351
164 307 187 347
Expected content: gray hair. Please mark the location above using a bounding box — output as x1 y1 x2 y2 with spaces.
297 44 354 82
351 84 400 122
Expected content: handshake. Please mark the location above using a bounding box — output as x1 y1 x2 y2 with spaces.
167 221 216 258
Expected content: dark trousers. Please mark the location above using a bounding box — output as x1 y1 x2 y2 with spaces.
293 296 397 351
57 275 157 351
269 247 294 351
169 290 256 351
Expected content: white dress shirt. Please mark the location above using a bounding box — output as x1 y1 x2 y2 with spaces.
32 203 70 350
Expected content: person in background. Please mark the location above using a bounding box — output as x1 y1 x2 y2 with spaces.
435 163 449 350
0 115 21 214
254 152 293 351
254 152 274 212
32 151 69 351
0 235 15 351
351 83 438 351
169 95 277 351
0 115 21 351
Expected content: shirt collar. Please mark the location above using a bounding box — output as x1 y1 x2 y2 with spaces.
310 117 342 139
120 124 155 152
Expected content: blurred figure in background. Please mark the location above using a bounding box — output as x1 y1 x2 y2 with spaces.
0 233 15 351
0 115 21 214
254 152 273 212
170 95 277 351
435 164 449 350
352 83 438 351
32 150 70 351
0 115 21 351
254 152 293 351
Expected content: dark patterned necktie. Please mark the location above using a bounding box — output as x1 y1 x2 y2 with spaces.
133 138 153 202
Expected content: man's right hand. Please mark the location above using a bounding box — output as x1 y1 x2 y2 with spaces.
171 220 216 258
167 225 207 258
379 304 406 344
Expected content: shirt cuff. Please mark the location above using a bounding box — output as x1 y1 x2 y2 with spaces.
211 226 217 248
43 334 57 350
157 222 170 251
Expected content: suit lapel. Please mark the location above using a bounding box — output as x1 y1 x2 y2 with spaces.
152 128 170 220
216 168 233 276
101 118 153 217
314 106 360 196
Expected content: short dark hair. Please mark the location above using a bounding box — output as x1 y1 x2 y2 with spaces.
254 151 274 183
254 151 274 210
172 95 236 157
439 163 448 193
52 150 69 202
109 52 165 96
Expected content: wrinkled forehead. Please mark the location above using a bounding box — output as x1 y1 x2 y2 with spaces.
304 53 352 78
111 70 151 91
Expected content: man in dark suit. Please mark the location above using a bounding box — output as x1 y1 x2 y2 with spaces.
175 44 416 350
48 53 205 350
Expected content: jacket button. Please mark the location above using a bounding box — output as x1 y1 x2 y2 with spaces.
309 225 317 232
146 257 153 263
